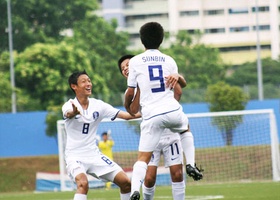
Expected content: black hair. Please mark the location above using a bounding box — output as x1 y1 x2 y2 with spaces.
101 132 107 136
140 22 164 49
68 70 88 93
117 54 135 74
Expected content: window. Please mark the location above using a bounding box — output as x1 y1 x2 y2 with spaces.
204 9 224 16
252 6 269 12
186 29 199 34
204 28 225 34
229 26 249 32
252 25 270 31
219 45 271 52
229 7 248 14
180 10 199 16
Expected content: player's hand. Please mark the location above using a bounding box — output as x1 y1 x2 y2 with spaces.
66 101 81 118
71 102 81 116
165 74 179 89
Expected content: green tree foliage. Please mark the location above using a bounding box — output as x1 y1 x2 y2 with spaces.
0 0 97 52
15 42 109 110
164 31 228 89
68 15 130 98
226 57 280 86
205 81 249 145
45 105 62 137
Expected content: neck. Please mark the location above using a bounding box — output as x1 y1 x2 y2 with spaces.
77 96 89 110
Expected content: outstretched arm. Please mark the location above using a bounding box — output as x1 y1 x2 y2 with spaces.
116 110 141 120
64 101 81 119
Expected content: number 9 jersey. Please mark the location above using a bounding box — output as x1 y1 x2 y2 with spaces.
127 49 181 120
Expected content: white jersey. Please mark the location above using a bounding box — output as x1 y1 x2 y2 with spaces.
62 97 120 158
127 49 181 120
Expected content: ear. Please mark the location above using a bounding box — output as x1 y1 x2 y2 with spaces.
70 83 77 91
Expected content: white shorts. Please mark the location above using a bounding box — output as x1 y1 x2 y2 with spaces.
66 153 122 183
149 131 183 167
139 109 189 152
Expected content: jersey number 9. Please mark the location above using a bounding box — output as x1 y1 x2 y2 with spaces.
148 65 165 93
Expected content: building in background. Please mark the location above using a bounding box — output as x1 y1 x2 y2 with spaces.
97 0 280 65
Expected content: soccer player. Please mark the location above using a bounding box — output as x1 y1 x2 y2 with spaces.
119 55 186 199
98 131 114 190
124 22 202 200
62 70 141 200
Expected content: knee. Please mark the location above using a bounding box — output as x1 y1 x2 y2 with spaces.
76 177 89 193
119 178 131 193
171 170 183 182
114 172 131 193
144 174 156 187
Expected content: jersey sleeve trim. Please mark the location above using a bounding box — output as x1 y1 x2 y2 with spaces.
111 110 120 121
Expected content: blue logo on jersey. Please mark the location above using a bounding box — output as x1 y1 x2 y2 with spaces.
150 153 154 162
92 111 99 121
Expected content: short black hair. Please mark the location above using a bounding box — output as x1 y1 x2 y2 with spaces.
68 70 88 93
140 22 164 49
101 132 107 136
117 54 135 74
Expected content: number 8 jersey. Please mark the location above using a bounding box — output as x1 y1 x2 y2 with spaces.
62 97 120 158
127 49 181 120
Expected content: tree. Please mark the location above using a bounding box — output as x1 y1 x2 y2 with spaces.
164 31 228 89
67 15 130 102
205 81 249 145
15 42 109 110
0 51 41 112
226 57 280 86
0 0 97 52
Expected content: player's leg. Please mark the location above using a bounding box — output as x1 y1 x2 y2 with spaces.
169 164 185 200
130 151 153 200
142 166 157 200
167 109 203 181
181 126 203 180
163 137 185 200
142 149 161 200
130 118 163 200
66 159 89 200
113 171 131 200
74 173 89 200
87 154 131 200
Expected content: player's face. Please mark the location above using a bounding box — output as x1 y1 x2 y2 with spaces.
75 74 92 96
120 58 130 78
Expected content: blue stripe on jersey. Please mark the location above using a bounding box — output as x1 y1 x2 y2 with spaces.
143 107 181 120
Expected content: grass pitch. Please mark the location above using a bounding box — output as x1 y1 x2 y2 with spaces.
1 181 279 200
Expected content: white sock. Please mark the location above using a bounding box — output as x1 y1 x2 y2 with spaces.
180 131 195 166
131 161 147 194
172 181 185 200
120 192 131 200
74 193 87 200
142 184 155 200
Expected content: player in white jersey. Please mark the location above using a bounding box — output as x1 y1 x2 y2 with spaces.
119 55 186 200
124 22 203 200
62 70 141 200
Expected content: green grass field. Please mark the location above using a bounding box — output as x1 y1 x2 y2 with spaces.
1 182 279 200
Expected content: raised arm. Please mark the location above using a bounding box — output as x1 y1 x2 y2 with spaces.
124 87 137 116
129 86 141 114
165 73 187 89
